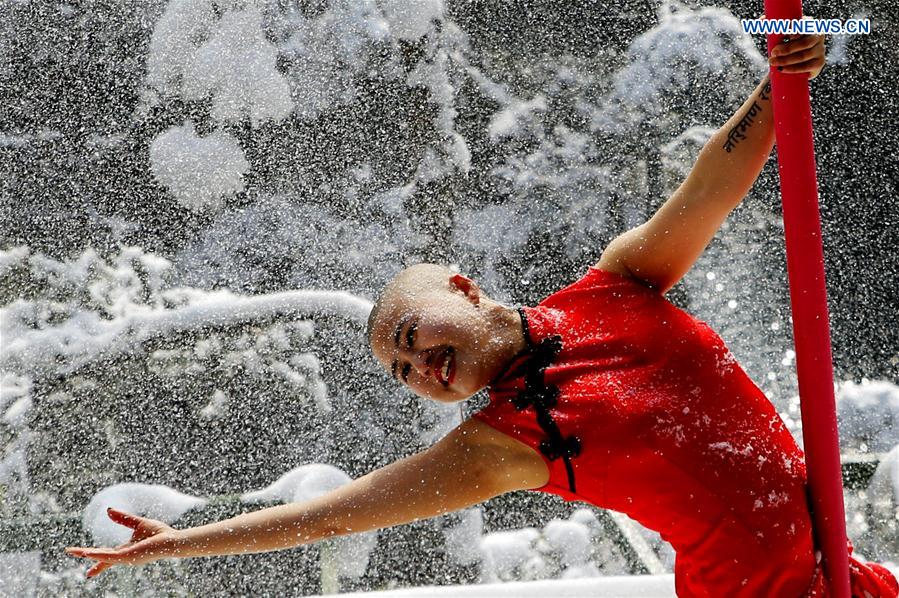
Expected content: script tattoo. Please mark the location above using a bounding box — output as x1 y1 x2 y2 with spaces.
722 82 769 153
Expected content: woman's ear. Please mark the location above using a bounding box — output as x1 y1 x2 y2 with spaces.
449 273 480 306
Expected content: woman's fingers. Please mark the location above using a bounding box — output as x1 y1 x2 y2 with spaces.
769 35 824 62
771 44 822 66
768 34 825 78
65 546 122 578
778 57 825 75
65 547 127 561
66 542 132 558
106 507 145 530
86 561 114 578
63 509 147 559
770 34 821 57
64 514 175 578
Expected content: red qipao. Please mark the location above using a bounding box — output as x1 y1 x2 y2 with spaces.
471 267 897 597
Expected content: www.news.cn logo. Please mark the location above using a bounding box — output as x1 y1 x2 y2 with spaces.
741 18 871 35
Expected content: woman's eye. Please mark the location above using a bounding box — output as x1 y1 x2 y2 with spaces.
401 362 412 382
406 322 417 349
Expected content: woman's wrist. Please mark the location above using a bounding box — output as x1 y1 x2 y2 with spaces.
156 528 193 559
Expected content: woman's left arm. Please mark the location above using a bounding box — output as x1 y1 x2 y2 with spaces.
597 35 825 294
64 418 547 577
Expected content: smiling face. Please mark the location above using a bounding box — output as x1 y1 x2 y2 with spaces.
368 264 526 403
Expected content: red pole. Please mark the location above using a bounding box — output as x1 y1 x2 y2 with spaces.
761 3 851 597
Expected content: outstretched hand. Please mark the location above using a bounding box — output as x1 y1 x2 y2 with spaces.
65 508 180 578
768 34 827 79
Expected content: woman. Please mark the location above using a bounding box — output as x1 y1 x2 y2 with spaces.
66 34 898 597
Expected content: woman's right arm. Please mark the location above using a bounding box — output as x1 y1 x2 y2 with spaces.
66 418 549 575
595 35 826 295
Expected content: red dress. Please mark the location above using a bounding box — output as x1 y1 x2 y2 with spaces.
472 267 897 597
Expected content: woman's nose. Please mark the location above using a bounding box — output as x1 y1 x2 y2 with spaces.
404 350 431 376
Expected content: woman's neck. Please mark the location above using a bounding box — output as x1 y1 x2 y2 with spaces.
482 302 529 385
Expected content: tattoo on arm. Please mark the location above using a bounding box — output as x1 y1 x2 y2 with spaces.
722 79 772 153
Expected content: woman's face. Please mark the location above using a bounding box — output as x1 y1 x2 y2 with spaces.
369 277 501 403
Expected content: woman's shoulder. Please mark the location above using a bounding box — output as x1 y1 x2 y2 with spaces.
460 417 551 490
537 265 658 307
587 264 662 292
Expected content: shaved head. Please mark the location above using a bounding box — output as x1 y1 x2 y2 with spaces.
366 263 454 341
366 263 526 403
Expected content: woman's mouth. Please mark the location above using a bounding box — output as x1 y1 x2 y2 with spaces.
433 347 455 387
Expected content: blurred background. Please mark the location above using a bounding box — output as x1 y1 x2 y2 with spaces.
1 0 897 595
